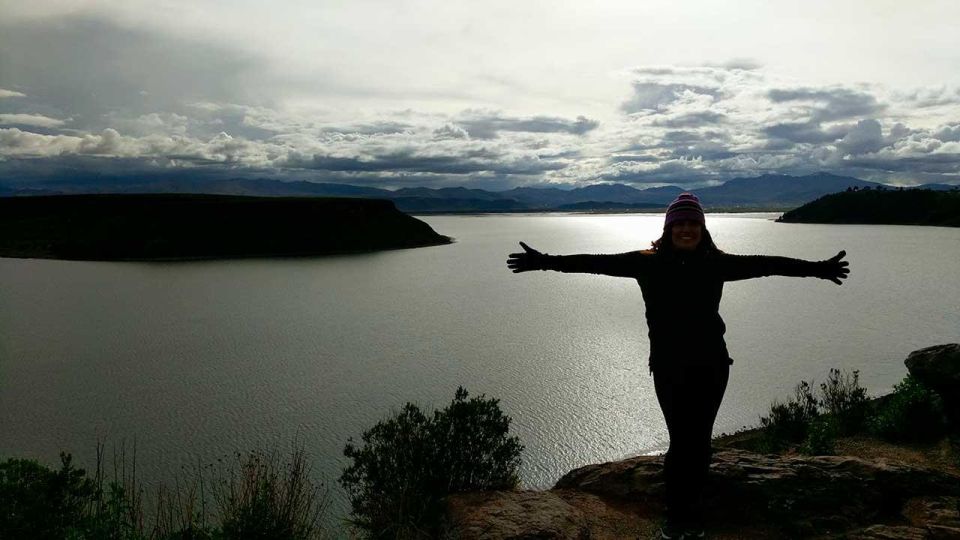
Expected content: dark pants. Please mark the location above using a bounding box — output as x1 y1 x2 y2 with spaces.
653 361 730 528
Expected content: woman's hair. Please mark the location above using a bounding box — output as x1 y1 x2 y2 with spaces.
651 224 721 255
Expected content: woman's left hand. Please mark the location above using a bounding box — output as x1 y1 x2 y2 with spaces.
816 250 850 285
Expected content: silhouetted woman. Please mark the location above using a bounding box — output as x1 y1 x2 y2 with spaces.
506 193 849 539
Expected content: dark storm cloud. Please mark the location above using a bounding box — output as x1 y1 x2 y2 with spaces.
0 15 265 131
620 82 720 114
766 87 884 122
455 113 599 139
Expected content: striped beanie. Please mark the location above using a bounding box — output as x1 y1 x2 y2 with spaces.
664 192 705 228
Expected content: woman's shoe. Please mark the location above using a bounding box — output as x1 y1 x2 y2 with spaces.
657 525 685 539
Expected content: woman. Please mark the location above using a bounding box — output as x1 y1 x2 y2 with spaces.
506 193 849 539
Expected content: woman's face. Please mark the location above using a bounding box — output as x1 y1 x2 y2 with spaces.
670 220 703 251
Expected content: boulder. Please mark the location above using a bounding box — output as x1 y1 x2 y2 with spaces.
904 344 960 427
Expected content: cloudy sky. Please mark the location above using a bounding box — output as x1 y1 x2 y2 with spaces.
2 0 959 190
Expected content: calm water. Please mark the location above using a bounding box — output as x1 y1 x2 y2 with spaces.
2 213 959 527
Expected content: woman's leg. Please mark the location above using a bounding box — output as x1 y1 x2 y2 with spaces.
653 362 730 530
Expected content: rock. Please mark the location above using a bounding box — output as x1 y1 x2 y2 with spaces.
556 449 960 533
444 489 655 539
904 344 960 427
902 496 960 539
843 524 928 539
445 449 960 538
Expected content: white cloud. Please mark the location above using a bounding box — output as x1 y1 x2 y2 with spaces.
0 88 26 98
0 113 67 127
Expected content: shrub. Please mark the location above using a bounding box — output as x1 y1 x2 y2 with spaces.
1 441 327 540
870 375 947 443
757 380 819 452
799 417 838 456
0 453 93 540
214 446 327 540
820 368 869 434
340 387 523 539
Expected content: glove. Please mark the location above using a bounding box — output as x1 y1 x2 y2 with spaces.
814 250 850 285
507 242 551 273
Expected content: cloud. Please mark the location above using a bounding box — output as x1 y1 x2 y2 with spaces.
709 58 763 71
763 121 849 144
433 124 469 140
0 15 266 130
836 119 884 156
455 112 599 139
933 124 960 142
621 82 720 113
766 87 884 122
0 113 67 128
892 87 960 108
0 88 26 98
319 122 412 136
650 111 727 128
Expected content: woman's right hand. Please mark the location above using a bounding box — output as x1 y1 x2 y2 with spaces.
507 242 549 273
815 250 850 285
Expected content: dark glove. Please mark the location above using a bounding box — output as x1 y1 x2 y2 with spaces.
813 250 850 285
507 242 551 273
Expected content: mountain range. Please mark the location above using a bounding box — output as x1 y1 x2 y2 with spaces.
1 173 956 212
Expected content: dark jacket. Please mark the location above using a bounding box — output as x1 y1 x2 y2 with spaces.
541 249 825 369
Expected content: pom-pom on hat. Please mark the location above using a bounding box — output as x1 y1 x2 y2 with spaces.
664 192 705 228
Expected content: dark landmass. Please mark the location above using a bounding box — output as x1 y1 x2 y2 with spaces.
5 172 954 212
0 194 452 261
777 188 960 227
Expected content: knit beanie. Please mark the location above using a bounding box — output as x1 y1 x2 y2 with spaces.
664 192 705 228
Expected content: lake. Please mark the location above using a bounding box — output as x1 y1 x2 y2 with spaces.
1 213 958 528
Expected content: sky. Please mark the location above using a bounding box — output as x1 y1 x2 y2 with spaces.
2 0 960 190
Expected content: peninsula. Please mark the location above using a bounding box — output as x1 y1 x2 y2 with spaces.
0 194 451 261
777 188 960 227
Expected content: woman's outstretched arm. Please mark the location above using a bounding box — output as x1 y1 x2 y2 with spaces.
716 250 850 284
507 242 649 278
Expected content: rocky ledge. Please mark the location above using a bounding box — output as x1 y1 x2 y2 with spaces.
446 449 960 539
446 344 960 539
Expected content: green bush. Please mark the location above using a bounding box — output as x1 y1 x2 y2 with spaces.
757 380 820 452
214 447 326 540
799 417 838 456
340 387 523 539
0 453 93 540
820 368 869 434
1 442 327 540
870 375 947 443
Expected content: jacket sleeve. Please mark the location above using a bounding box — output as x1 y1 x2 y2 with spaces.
714 253 823 282
542 251 651 278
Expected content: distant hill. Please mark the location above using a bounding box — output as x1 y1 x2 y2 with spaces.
2 173 956 212
696 173 880 207
555 201 663 211
777 188 960 227
0 194 452 261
